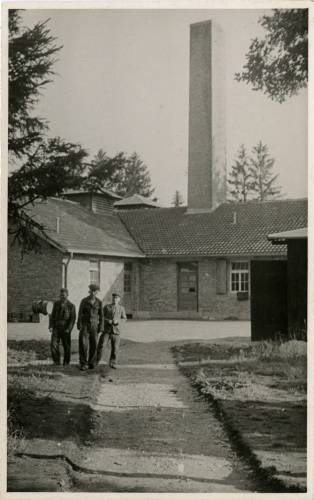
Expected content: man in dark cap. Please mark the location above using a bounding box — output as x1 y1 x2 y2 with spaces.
96 292 127 369
77 284 103 371
49 288 76 366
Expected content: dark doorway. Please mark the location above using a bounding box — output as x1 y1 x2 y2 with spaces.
251 260 287 341
178 262 198 311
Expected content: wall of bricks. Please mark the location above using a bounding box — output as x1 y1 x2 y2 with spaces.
134 257 250 320
198 259 249 320
138 259 178 313
188 21 226 211
7 237 63 319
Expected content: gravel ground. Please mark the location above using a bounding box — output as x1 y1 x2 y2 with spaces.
7 318 250 342
8 339 261 493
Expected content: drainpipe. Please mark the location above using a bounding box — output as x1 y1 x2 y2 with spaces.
63 252 73 289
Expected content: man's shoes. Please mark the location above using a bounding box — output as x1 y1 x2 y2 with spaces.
88 365 95 370
80 365 88 371
110 364 117 369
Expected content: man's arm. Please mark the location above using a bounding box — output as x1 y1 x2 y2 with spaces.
49 302 57 330
68 304 76 332
103 305 113 329
121 306 127 322
98 301 104 333
77 300 83 331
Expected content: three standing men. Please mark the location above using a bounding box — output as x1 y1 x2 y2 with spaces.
49 285 127 370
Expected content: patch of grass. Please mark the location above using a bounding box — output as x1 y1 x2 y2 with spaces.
7 409 25 456
174 338 307 491
7 370 61 456
7 339 80 364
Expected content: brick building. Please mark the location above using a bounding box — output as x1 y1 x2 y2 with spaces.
8 194 307 322
8 196 144 321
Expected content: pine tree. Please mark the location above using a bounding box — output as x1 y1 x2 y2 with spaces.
228 145 252 202
86 150 155 198
172 190 184 207
9 10 62 157
249 141 282 201
8 10 88 253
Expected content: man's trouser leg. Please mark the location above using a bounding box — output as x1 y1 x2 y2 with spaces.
110 334 120 367
61 330 71 365
88 324 98 368
79 326 89 368
51 329 61 365
96 332 111 364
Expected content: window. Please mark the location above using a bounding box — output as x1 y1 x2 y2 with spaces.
124 262 132 293
90 260 100 286
230 261 249 292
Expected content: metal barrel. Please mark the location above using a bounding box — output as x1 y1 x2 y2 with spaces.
32 300 53 316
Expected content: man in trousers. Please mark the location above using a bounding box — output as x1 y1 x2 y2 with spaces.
49 288 76 366
96 292 127 369
77 284 103 371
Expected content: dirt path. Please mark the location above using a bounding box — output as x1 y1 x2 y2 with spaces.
8 340 259 493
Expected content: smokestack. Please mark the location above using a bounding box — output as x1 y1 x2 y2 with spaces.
187 20 226 213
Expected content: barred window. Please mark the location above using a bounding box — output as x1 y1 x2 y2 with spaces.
230 261 249 292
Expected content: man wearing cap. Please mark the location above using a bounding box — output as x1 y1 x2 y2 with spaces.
77 284 103 371
49 288 76 366
96 292 127 369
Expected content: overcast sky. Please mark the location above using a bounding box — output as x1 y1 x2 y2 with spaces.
21 8 308 206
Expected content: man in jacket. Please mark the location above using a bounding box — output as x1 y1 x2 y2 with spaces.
77 284 103 371
49 288 76 366
96 292 127 369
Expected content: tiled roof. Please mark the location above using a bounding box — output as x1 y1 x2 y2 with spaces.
63 188 122 199
268 227 307 241
26 198 144 258
114 194 160 207
118 199 308 257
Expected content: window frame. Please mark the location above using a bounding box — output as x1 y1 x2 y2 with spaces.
89 259 100 287
230 261 250 293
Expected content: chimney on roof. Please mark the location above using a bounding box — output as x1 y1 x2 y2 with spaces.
187 20 226 214
56 217 60 234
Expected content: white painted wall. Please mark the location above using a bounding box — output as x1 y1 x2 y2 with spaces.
100 260 124 305
66 257 90 314
66 257 125 315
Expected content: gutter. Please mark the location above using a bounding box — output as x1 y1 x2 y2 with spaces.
67 248 145 258
63 252 73 288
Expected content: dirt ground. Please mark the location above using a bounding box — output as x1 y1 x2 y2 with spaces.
173 340 307 492
7 337 270 494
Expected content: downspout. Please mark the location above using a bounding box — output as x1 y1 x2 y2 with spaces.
64 252 73 289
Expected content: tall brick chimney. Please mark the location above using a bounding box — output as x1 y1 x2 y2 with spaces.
187 20 226 213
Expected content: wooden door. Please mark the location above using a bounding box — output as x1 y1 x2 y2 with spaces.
251 260 287 341
178 262 198 311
